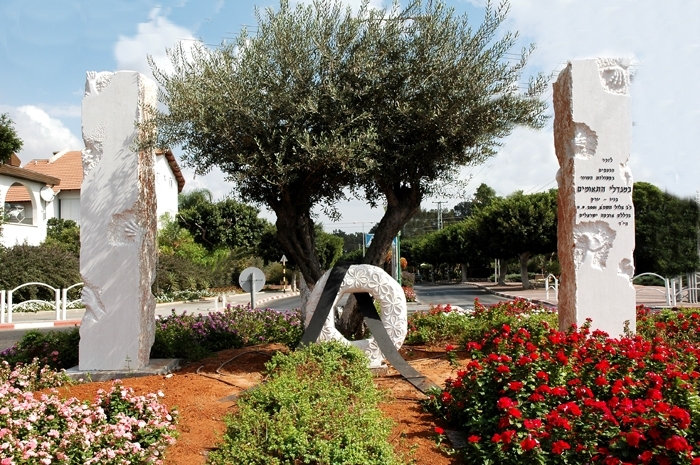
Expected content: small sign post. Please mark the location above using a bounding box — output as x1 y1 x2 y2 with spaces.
239 267 266 310
280 255 288 293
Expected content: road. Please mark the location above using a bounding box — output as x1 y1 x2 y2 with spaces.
413 283 509 310
0 284 507 350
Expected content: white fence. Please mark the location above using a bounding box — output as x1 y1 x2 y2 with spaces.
545 274 559 301
0 282 83 324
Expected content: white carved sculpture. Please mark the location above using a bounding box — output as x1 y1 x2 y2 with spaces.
304 265 408 368
79 71 158 370
554 59 636 336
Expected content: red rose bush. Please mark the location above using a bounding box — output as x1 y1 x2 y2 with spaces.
424 303 700 464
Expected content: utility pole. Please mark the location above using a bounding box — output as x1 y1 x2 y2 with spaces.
433 201 444 230
354 221 366 256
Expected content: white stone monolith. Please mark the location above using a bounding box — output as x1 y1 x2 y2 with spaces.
553 59 635 337
79 71 158 370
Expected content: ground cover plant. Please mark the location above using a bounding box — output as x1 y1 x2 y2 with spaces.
207 341 401 465
151 305 304 360
424 303 700 464
0 358 177 463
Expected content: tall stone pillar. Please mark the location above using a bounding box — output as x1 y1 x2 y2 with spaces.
553 59 635 337
79 71 158 370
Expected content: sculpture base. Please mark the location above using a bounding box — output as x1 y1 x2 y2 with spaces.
65 358 179 382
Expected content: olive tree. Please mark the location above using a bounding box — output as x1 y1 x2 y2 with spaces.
149 0 548 321
150 0 377 286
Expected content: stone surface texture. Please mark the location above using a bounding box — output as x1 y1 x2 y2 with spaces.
79 71 158 370
554 59 636 336
304 264 408 368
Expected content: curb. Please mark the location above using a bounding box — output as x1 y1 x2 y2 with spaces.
0 320 81 331
467 283 557 308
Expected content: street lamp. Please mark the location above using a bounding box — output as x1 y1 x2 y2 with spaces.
354 222 366 257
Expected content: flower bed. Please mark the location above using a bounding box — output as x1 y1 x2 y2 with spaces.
424 304 700 464
0 359 177 464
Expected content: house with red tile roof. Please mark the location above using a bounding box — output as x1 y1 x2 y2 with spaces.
1 149 185 247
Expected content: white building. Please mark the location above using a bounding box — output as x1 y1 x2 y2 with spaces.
0 149 184 247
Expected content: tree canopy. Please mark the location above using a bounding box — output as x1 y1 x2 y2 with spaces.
177 189 269 252
633 182 700 277
149 0 548 302
0 113 23 164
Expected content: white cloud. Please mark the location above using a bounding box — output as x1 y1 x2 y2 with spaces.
38 105 81 119
0 105 82 164
114 7 198 78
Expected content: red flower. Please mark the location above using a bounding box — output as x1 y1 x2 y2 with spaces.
508 408 522 418
520 434 539 451
536 371 549 382
551 440 571 454
524 418 542 430
496 365 510 374
434 426 445 435
445 344 456 352
665 435 690 452
625 430 644 447
508 381 524 392
440 392 452 403
669 406 691 429
501 430 516 444
497 397 517 410
468 435 480 443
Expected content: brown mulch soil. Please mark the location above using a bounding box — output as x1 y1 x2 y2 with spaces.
48 343 465 465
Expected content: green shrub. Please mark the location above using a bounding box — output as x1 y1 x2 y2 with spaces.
405 304 473 345
0 327 80 370
0 243 81 301
207 342 400 465
154 253 213 294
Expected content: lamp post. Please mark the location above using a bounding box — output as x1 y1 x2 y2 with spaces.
280 255 287 292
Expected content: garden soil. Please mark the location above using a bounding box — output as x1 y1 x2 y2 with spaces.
47 343 464 465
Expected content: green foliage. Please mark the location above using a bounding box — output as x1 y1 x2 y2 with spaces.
154 253 213 295
0 113 23 164
0 328 80 370
423 306 700 464
208 342 400 465
44 218 80 255
0 243 81 301
633 181 700 276
406 299 557 346
258 223 344 271
150 0 548 288
150 306 304 360
177 190 268 252
315 227 344 270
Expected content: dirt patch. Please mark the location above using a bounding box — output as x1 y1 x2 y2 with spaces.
48 344 464 465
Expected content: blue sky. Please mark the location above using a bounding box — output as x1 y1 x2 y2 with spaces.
1 0 698 233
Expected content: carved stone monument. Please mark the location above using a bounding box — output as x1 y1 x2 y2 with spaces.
79 71 158 370
304 264 408 368
553 59 635 336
